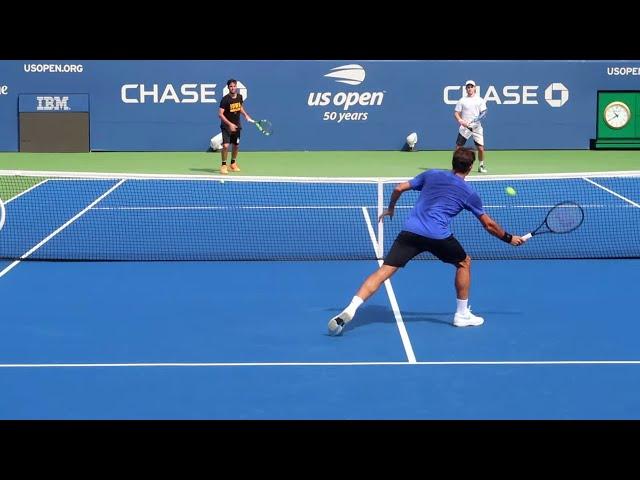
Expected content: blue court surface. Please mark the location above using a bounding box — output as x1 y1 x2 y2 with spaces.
1 173 639 419
0 259 639 419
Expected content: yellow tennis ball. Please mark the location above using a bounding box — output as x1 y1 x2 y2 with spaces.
505 186 516 196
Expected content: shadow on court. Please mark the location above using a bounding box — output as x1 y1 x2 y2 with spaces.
325 304 521 333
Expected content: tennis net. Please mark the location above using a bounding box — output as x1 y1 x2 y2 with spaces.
0 169 639 261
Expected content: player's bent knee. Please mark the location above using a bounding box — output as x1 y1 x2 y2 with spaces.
379 264 398 279
457 255 471 268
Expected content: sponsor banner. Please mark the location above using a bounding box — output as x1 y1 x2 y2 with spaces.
0 60 638 151
19 94 89 112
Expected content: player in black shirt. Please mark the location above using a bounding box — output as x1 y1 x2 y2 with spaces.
218 78 254 174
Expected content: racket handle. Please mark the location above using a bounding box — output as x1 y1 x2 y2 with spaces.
522 233 532 241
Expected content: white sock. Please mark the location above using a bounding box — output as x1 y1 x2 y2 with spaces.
456 298 468 315
342 296 364 322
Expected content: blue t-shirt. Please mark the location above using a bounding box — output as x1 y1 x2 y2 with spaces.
403 170 485 239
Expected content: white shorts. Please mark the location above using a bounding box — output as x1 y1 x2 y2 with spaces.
459 124 484 146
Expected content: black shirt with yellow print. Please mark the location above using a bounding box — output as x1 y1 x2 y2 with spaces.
220 93 243 129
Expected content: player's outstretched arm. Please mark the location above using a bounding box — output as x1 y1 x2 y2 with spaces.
478 214 524 246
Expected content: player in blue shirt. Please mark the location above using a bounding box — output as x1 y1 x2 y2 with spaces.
328 148 524 336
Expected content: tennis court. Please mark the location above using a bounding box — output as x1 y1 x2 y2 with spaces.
0 152 639 419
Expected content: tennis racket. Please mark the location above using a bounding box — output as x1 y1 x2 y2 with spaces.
0 198 5 232
468 110 486 131
522 201 584 242
248 119 273 136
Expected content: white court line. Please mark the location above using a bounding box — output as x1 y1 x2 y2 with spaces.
88 204 628 211
361 207 417 363
1 360 640 368
582 177 640 208
5 178 50 204
93 205 377 210
4 168 640 183
0 179 126 279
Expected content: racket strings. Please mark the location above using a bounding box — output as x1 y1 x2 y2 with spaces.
546 203 584 233
257 120 273 135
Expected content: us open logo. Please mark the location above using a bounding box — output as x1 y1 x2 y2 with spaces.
308 64 385 123
324 64 366 85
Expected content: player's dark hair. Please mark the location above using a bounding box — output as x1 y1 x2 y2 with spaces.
452 148 475 173
227 79 237 87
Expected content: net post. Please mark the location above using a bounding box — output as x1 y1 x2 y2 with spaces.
377 180 384 259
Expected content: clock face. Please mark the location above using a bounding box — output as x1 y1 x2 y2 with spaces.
604 101 631 129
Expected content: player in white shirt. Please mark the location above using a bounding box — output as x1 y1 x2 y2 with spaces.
454 80 488 173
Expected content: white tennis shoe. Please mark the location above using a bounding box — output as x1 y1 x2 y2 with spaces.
328 312 352 336
453 306 484 327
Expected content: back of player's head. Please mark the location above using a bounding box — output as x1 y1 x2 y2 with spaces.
227 78 237 87
452 148 475 173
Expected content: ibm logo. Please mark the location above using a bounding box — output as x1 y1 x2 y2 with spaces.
36 96 70 111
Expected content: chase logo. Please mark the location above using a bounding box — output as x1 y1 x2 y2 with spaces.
121 84 217 104
36 96 70 111
324 64 366 86
544 83 569 107
444 82 570 108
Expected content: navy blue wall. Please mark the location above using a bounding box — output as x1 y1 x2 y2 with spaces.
0 60 638 151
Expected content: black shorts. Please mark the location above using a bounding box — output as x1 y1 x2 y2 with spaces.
456 133 482 147
383 231 467 267
221 125 241 145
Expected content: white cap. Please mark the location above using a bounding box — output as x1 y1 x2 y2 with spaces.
465 80 476 87
406 132 418 147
